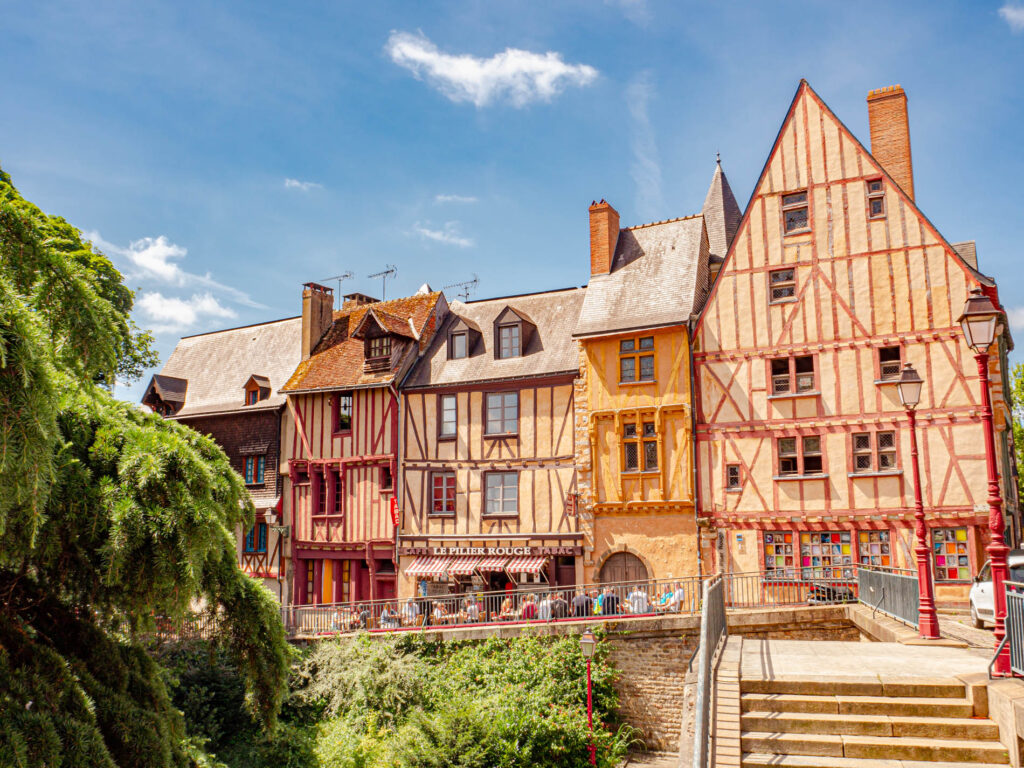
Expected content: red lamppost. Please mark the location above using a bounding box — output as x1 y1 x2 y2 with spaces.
896 362 941 639
579 628 597 766
958 287 1009 675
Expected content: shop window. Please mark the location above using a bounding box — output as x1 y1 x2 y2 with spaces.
782 191 809 233
335 392 353 433
867 179 885 219
381 464 393 491
726 464 741 490
498 324 521 359
878 346 902 380
800 531 853 580
857 530 891 567
431 472 456 515
449 331 468 360
769 268 796 303
933 527 970 581
619 337 655 383
484 472 518 516
770 355 815 394
852 432 897 473
778 436 823 476
439 394 457 438
764 532 796 580
485 392 518 435
244 522 268 553
244 455 266 484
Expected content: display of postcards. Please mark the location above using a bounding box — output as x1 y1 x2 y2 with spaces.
932 527 970 581
857 530 892 567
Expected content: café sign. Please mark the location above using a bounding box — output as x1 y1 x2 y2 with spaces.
399 545 579 557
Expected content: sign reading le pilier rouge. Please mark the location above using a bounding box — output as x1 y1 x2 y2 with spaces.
399 546 578 557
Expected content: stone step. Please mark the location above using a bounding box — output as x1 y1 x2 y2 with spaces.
741 711 999 740
742 753 1004 768
740 677 965 699
740 692 975 718
740 732 1008 763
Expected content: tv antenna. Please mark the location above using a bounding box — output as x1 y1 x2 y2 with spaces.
321 271 354 307
368 264 397 301
443 273 479 302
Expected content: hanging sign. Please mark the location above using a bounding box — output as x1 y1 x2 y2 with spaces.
389 497 400 527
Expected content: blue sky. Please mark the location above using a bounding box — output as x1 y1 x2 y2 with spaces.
3 1 1023 404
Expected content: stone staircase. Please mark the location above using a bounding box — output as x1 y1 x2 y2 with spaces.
738 677 1009 767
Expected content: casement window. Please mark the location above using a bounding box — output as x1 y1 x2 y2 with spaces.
244 455 266 484
770 355 815 394
933 527 970 582
619 337 655 383
622 421 658 473
484 472 518 515
314 472 327 515
368 336 391 359
485 392 518 435
335 392 353 433
498 324 521 359
777 436 823 476
726 464 741 490
439 394 457 438
449 331 468 360
852 431 897 473
769 268 796 303
380 465 393 491
623 424 639 472
431 472 456 515
878 346 902 380
857 530 891 568
867 179 885 219
642 422 658 471
333 471 344 515
244 522 268 553
782 191 809 233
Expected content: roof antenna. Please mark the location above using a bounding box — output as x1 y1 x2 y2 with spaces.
320 271 354 308
443 273 479 302
368 264 397 301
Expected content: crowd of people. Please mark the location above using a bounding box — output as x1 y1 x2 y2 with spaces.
324 582 693 632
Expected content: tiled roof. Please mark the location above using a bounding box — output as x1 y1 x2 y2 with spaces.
150 374 187 403
282 292 444 392
701 159 743 261
951 241 978 271
152 316 302 417
574 214 709 338
354 307 417 339
404 287 586 388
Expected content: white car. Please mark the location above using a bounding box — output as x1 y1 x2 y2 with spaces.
968 550 1024 628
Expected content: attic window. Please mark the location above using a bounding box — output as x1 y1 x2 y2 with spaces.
246 390 259 406
782 191 809 234
243 377 269 406
449 331 468 360
867 179 885 219
498 324 521 359
368 336 391 359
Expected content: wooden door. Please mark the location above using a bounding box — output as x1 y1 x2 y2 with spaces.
599 552 648 584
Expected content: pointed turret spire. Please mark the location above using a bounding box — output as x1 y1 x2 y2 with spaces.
701 157 742 262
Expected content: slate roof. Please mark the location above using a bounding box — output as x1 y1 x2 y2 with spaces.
574 214 710 338
701 159 743 261
282 292 443 393
151 316 302 418
951 241 979 271
149 374 188 403
404 287 586 388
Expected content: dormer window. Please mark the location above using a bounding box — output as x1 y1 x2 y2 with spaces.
243 375 271 406
498 324 521 359
246 390 259 405
368 336 391 359
450 331 468 359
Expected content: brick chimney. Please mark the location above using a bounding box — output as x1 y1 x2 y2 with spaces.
589 199 620 276
867 85 914 200
301 282 334 360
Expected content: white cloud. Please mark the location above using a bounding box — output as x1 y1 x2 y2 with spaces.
435 193 478 204
626 70 664 222
136 291 237 333
1000 3 1024 31
1007 306 1024 330
385 31 598 108
284 178 323 191
414 221 474 248
606 0 651 26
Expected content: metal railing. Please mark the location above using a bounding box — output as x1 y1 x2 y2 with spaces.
722 571 858 610
1005 580 1024 677
692 574 726 768
857 565 919 628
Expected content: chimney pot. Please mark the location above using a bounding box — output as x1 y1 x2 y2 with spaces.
867 85 914 200
588 199 620 277
301 282 334 360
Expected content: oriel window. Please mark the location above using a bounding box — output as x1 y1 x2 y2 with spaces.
867 179 885 219
782 191 809 233
619 336 655 383
769 268 796 303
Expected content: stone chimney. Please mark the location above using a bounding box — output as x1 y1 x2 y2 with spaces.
589 199 620 276
867 85 914 200
301 282 334 360
341 292 379 309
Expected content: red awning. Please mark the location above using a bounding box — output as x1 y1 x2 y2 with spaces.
405 556 452 578
477 555 509 572
505 555 549 575
447 556 481 576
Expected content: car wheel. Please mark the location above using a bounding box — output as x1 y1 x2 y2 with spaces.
971 604 985 629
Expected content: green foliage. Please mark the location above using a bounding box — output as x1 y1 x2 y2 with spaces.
0 165 289 766
1011 363 1024 504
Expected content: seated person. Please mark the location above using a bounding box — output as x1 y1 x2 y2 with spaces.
400 597 420 626
571 590 592 618
498 595 515 620
432 601 449 623
520 594 538 620
380 604 399 628
465 598 480 622
627 586 650 615
551 591 569 619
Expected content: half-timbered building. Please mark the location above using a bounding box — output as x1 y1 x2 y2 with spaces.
398 287 585 597
573 163 741 584
141 316 302 602
279 284 446 606
694 81 1019 601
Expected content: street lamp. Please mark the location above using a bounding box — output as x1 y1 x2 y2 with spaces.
896 363 940 639
957 286 1009 675
579 629 597 766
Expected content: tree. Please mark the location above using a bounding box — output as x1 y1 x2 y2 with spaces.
1011 363 1024 505
0 166 288 767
